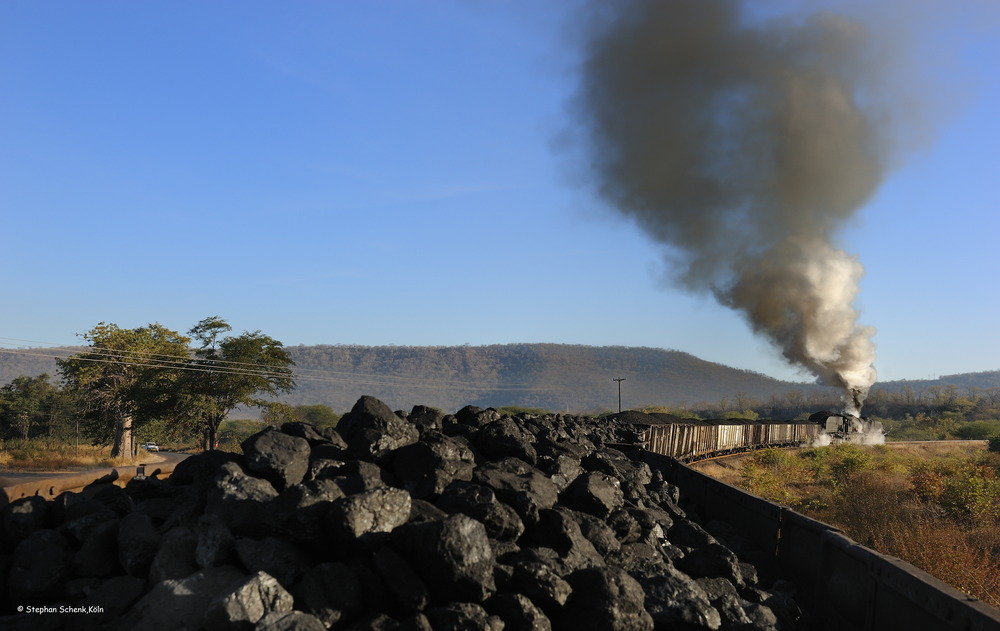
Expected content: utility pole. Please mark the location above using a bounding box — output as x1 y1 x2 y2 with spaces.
613 377 626 413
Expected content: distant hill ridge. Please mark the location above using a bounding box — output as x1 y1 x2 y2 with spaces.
1 343 997 413
283 343 802 412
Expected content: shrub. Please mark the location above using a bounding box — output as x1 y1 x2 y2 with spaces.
826 470 911 545
752 448 790 469
295 404 341 429
725 409 760 420
954 420 1000 440
939 465 1000 525
829 444 873 485
882 517 1000 609
739 461 794 505
989 435 1000 454
909 469 945 501
729 443 1000 608
886 425 941 441
218 418 265 451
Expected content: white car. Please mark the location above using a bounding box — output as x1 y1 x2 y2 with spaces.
143 442 160 452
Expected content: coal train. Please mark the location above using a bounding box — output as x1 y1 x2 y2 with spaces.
631 417 997 631
633 411 885 461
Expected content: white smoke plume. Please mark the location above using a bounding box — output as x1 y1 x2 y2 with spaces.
572 0 900 415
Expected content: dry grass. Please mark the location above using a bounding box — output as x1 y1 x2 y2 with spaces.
0 441 138 471
885 441 986 460
813 471 912 543
820 471 1000 608
725 444 1000 609
880 517 1000 607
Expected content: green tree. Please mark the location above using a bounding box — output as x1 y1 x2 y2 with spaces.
261 402 298 427
262 403 340 429
0 374 60 441
182 317 295 450
27 378 80 446
57 323 191 457
218 418 266 450
294 404 341 429
953 420 1000 440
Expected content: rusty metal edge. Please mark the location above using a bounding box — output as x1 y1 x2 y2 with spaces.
0 460 181 507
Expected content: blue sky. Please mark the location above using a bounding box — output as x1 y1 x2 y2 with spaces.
2 1 997 385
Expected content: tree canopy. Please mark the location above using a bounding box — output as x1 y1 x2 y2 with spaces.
180 317 295 450
55 317 295 455
0 374 61 442
56 323 191 457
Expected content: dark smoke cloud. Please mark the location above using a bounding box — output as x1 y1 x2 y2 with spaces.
573 0 895 413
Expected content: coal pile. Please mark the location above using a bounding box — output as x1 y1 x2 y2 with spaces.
0 396 802 630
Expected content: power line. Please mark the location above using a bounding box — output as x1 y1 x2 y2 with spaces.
0 344 559 393
0 348 556 391
1 336 293 375
0 336 551 387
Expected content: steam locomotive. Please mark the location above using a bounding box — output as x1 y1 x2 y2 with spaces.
808 411 886 444
636 411 885 462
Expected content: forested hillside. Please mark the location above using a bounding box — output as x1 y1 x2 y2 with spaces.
0 347 82 384
867 371 1000 393
280 343 816 413
3 343 996 415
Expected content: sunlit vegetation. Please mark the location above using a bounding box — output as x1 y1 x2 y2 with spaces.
0 441 138 471
0 318 296 462
216 418 266 451
216 403 341 452
737 444 1000 608
880 416 1000 442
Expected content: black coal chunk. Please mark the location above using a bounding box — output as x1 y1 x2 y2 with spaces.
9 529 72 603
473 457 559 525
559 566 654 631
204 570 294 631
560 470 625 517
241 427 311 491
0 395 805 631
337 395 419 460
390 513 496 603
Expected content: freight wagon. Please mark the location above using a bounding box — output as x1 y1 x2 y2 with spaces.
635 410 886 461
632 414 998 631
638 417 822 461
